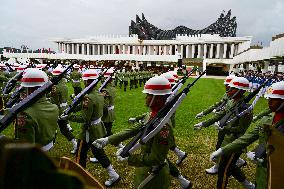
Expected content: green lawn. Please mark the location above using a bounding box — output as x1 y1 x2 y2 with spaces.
2 77 268 189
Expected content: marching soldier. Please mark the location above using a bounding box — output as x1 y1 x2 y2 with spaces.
123 69 129 92
210 81 284 189
93 76 175 189
194 76 247 174
195 75 235 118
203 77 255 189
70 64 82 96
15 68 58 151
129 69 135 90
51 66 77 154
64 69 120 187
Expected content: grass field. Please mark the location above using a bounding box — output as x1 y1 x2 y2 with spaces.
2 77 268 189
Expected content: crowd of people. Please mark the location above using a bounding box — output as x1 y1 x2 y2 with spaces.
0 59 283 189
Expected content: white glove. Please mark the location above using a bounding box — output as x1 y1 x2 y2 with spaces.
59 114 68 120
214 121 223 131
195 112 204 119
128 117 136 123
246 151 256 161
252 116 257 122
212 109 217 113
92 137 109 149
246 151 264 164
116 148 128 162
210 148 223 162
0 134 6 139
194 122 204 130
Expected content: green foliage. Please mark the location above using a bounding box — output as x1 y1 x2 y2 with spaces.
3 78 267 189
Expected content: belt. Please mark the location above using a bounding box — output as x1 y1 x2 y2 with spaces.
41 141 54 151
108 105 114 111
91 117 102 125
60 102 68 108
72 80 80 83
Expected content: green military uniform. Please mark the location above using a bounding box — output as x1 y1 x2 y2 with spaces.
138 70 143 87
202 94 229 116
108 112 174 189
122 71 129 92
221 113 276 189
50 80 75 142
16 96 59 150
117 71 123 89
213 98 253 188
70 69 82 96
68 89 110 168
129 70 135 90
0 71 9 114
134 70 139 88
253 107 272 122
102 86 116 136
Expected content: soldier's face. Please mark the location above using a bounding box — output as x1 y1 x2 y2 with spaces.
268 98 284 112
145 94 153 107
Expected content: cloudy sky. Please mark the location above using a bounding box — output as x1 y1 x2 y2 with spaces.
0 0 283 51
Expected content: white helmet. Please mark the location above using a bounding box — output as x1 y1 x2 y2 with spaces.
21 68 48 87
168 71 179 80
224 75 236 85
82 69 98 80
229 77 250 91
264 81 284 99
52 66 64 76
17 65 27 72
142 76 172 95
104 69 114 77
160 72 176 85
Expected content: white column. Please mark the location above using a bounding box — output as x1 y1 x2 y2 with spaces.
92 45 95 55
169 45 172 55
102 45 105 55
98 45 101 55
87 44 90 55
143 46 146 55
139 46 141 55
210 44 214 59
185 45 189 58
128 46 130 54
203 44 207 58
191 45 195 58
230 43 235 58
81 44 85 55
197 44 201 58
181 45 184 58
133 46 136 55
71 44 75 54
76 44 79 54
122 45 125 54
57 43 61 53
112 45 115 54
216 44 220 59
223 44 228 58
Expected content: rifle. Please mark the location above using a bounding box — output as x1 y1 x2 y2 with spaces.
0 60 77 133
167 67 198 102
60 67 111 118
5 86 25 108
98 67 118 93
217 79 271 129
2 71 24 95
120 70 206 158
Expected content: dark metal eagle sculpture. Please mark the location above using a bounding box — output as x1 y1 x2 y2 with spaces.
129 10 237 40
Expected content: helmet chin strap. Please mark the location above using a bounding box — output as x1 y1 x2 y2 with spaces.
276 101 284 112
149 95 156 108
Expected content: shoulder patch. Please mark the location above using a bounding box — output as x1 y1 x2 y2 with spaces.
83 96 90 109
17 112 27 127
159 126 170 139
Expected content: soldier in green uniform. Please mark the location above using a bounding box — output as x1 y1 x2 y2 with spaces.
202 77 255 189
51 66 77 154
123 69 129 92
70 64 82 96
65 69 120 187
210 81 284 189
15 68 58 151
93 76 176 189
138 69 144 87
195 75 235 118
0 66 9 115
194 75 247 174
129 69 135 90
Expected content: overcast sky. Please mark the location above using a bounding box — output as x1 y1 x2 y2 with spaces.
0 0 283 51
